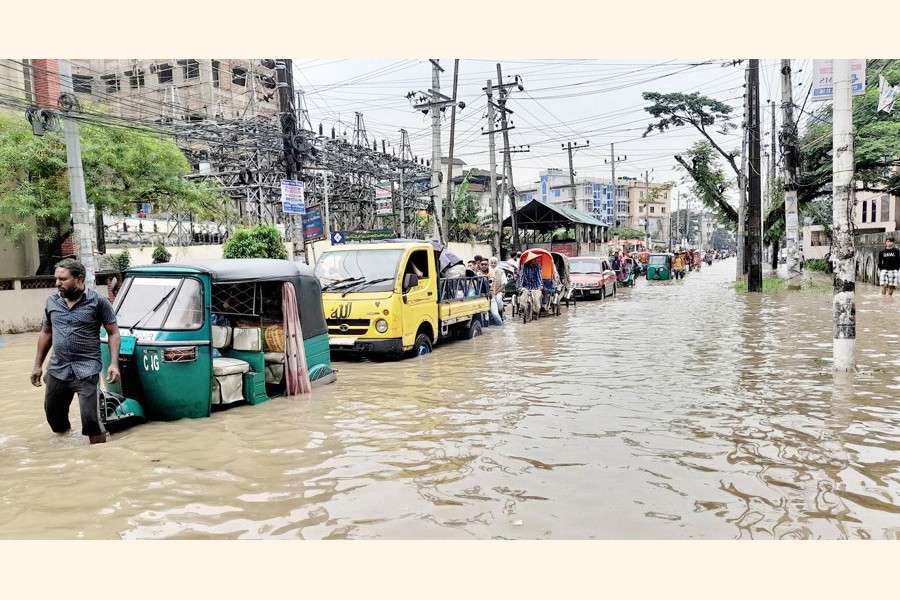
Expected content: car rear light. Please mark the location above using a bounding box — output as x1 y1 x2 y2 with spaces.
163 346 197 362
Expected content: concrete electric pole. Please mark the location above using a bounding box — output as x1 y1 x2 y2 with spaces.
831 59 856 372
781 59 802 290
57 59 97 290
485 79 500 255
747 59 763 292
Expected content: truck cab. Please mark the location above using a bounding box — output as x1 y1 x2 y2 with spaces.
315 241 490 358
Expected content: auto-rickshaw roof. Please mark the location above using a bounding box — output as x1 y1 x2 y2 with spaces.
129 259 317 283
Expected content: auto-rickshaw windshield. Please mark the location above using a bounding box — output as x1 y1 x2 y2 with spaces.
116 277 204 330
315 249 403 292
648 255 669 265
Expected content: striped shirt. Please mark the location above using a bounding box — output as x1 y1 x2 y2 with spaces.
42 288 117 381
518 261 543 290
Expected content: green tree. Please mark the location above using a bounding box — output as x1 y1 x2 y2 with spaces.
0 111 228 273
151 239 171 264
222 224 289 260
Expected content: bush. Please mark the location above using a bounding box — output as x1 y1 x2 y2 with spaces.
222 225 289 260
109 250 131 272
151 240 171 264
804 258 828 271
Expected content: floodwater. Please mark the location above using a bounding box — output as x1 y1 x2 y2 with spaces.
1 259 898 539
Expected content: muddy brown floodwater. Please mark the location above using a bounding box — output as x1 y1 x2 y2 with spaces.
1 259 898 539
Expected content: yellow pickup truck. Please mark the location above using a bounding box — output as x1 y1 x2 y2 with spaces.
314 240 491 358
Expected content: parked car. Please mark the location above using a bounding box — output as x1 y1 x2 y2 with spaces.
568 256 617 299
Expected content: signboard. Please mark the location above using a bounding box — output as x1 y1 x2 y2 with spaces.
375 182 393 216
302 208 324 242
811 59 866 101
331 229 395 244
280 179 306 214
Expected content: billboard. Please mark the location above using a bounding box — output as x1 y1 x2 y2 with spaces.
302 208 324 242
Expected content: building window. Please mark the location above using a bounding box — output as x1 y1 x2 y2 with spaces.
661 207 666 213
181 59 200 80
72 75 93 94
232 67 247 86
640 191 645 199
663 192 668 200
862 200 868 222
157 63 173 84
650 206 655 213
100 75 120 93
880 195 889 221
554 189 560 198
212 60 220 88
126 70 145 89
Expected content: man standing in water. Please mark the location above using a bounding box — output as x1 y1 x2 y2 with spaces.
31 259 121 444
878 237 900 296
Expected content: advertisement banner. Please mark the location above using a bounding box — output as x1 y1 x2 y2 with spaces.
280 179 306 214
375 182 393 216
811 59 866 102
302 208 324 242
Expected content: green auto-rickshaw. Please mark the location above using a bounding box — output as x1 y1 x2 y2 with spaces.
99 259 336 431
645 253 674 280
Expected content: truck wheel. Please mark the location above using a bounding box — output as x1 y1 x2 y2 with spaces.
466 320 482 339
412 333 432 356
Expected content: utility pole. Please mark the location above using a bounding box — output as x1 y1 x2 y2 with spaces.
605 144 626 253
398 129 414 238
781 59 801 290
831 59 856 372
276 59 303 259
747 59 763 292
445 60 460 241
430 60 444 242
736 62 750 279
674 189 680 250
409 60 463 243
769 100 777 210
58 59 97 289
485 79 500 255
494 64 523 253
562 141 590 210
642 169 653 247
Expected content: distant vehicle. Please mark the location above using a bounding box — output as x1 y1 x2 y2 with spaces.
568 256 617 299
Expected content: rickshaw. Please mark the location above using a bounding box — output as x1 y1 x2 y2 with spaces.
518 248 560 321
618 257 638 287
645 252 674 281
499 260 520 316
99 259 336 432
550 251 574 310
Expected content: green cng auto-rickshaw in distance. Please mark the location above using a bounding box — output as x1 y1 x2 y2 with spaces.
99 259 335 431
645 253 674 281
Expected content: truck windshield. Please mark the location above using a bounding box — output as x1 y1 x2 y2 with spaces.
316 249 403 293
116 277 204 330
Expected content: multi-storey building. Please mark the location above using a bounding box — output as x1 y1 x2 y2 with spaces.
68 59 278 122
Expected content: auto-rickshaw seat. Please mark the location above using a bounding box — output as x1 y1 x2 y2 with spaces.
212 357 250 376
211 325 233 349
233 327 263 352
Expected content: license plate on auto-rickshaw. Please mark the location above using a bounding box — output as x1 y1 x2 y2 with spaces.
119 336 136 356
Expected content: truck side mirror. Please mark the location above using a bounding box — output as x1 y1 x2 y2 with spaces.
403 273 419 291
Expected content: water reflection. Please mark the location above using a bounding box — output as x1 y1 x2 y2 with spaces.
1 261 898 539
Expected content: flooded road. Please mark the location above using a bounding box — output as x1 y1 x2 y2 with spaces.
1 258 898 539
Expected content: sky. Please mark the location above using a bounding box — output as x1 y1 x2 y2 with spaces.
294 58 818 207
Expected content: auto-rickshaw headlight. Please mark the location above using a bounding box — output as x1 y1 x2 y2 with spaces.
375 319 389 333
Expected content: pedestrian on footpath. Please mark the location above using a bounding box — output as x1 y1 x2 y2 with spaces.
31 259 121 445
878 236 900 296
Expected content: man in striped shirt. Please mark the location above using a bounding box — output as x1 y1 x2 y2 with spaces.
31 259 121 444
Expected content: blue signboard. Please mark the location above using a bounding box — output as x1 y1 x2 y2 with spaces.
302 208 324 242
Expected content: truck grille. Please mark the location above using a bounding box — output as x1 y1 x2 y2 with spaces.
327 318 370 336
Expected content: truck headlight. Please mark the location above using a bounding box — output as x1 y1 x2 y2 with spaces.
375 319 388 333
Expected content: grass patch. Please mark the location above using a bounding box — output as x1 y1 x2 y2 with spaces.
804 259 828 271
734 277 786 293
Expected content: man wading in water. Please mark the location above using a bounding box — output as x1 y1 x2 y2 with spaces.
878 237 900 296
31 259 121 444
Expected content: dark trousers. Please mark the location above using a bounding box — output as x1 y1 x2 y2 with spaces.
44 373 105 437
